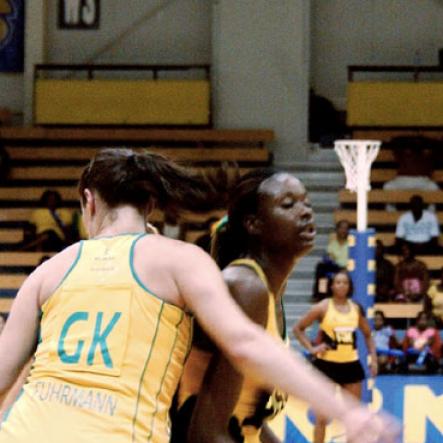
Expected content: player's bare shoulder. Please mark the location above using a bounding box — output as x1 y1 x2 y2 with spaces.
36 242 82 277
314 298 329 316
33 242 83 305
222 264 269 310
136 233 212 269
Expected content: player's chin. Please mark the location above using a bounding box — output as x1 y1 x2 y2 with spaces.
295 233 316 254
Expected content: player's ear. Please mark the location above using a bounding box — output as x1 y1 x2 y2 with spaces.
244 214 263 236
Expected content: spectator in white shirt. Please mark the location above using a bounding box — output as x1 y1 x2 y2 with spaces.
395 195 440 255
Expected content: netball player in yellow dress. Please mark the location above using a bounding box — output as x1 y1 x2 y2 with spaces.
294 269 378 443
174 169 317 442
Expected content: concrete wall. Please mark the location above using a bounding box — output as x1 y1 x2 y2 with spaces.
46 0 211 64
311 0 443 110
212 0 310 164
0 75 23 114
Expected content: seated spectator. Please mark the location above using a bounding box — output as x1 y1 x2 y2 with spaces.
383 138 439 211
23 190 72 252
402 311 441 373
312 220 349 300
373 310 402 373
394 243 429 303
327 219 349 267
375 240 395 302
426 266 443 327
395 195 440 255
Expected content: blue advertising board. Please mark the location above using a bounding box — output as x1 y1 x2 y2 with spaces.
270 375 443 443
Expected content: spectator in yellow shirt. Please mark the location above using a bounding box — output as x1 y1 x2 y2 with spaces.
327 219 350 268
25 190 72 251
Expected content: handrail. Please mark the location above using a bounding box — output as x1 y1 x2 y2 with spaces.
0 127 274 142
35 63 211 80
348 65 443 82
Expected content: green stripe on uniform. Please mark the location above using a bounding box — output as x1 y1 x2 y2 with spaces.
54 240 84 290
131 302 164 442
146 310 185 441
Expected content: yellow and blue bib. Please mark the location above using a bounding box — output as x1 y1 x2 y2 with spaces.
319 299 359 363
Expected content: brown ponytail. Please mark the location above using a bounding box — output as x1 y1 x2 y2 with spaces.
79 148 219 214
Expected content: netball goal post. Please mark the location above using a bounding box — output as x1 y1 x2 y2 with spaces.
334 139 381 402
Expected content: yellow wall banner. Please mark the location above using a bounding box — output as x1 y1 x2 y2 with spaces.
348 82 443 127
35 79 210 125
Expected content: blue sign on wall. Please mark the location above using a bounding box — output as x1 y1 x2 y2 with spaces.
278 376 443 443
0 0 24 72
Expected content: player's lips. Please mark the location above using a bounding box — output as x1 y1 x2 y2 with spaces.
299 222 316 242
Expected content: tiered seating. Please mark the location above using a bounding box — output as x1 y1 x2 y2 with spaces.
376 232 443 248
7 146 269 164
0 127 274 310
373 303 422 319
334 144 443 319
352 129 443 143
339 189 443 206
335 150 443 239
334 210 443 230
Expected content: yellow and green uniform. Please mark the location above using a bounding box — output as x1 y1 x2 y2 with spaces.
176 258 287 443
0 234 192 443
318 299 359 363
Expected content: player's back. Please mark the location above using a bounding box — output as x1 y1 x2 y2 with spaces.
0 234 192 443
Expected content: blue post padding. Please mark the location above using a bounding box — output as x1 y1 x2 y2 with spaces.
348 229 375 403
285 417 310 443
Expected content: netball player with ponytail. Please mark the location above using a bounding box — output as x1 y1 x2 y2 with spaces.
175 169 398 443
175 168 315 442
0 150 398 443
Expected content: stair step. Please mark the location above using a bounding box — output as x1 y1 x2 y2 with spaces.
285 294 312 304
294 172 344 188
313 212 335 226
309 191 339 202
284 302 313 313
286 281 313 291
292 255 320 271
